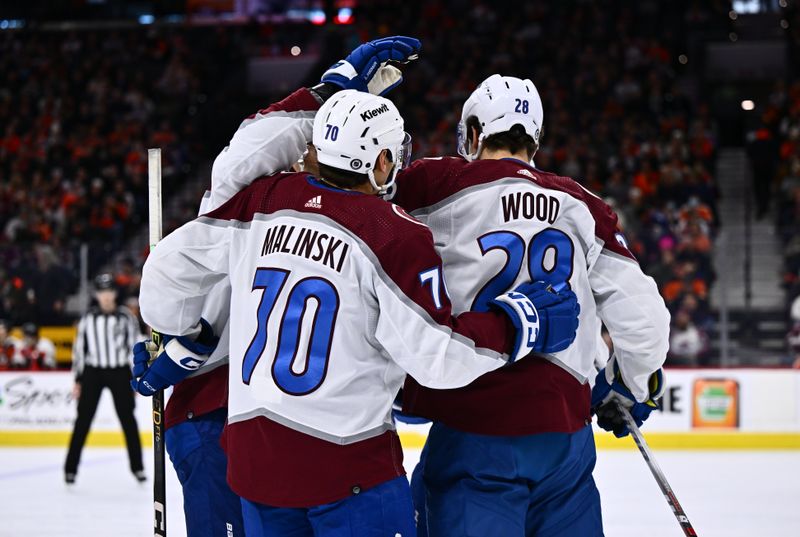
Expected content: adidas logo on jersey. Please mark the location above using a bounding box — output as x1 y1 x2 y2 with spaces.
304 195 322 209
517 168 534 178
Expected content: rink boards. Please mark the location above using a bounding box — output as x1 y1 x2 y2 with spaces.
1 368 798 449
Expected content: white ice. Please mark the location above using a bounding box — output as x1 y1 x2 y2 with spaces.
0 446 797 537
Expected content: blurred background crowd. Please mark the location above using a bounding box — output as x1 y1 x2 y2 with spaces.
0 0 798 369
775 80 800 364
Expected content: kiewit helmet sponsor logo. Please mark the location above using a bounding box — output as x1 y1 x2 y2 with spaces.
360 103 390 121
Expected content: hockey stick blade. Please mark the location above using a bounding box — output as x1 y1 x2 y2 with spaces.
615 401 698 536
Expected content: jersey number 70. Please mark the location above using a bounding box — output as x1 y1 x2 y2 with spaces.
241 268 339 395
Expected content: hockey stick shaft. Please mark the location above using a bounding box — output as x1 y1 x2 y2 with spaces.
147 148 167 537
616 402 698 536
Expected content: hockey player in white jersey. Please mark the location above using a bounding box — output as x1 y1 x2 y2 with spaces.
131 84 581 537
130 197 240 536
129 36 431 536
389 75 670 536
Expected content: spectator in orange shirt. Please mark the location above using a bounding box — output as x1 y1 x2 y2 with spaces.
662 261 708 309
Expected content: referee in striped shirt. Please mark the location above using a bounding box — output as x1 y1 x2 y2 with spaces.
64 273 145 484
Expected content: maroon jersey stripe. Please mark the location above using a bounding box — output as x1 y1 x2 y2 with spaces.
222 416 405 508
164 363 228 430
246 87 321 119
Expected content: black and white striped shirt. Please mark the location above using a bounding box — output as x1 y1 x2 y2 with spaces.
72 306 142 378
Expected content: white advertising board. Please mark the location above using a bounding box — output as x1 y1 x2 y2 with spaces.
393 368 800 450
634 368 800 432
2 369 799 449
0 371 151 433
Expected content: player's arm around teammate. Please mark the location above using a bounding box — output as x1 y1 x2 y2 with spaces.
208 35 421 211
191 59 667 536
132 85 580 537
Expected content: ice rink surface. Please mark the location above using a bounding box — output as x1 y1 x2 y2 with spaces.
0 446 798 537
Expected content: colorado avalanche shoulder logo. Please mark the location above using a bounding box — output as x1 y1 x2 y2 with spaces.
391 204 425 226
614 231 630 250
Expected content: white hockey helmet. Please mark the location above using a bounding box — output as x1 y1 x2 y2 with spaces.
457 74 544 161
313 89 411 195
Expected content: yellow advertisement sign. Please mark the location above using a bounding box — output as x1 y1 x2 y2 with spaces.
10 326 77 365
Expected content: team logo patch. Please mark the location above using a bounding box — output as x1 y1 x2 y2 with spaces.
350 159 362 170
615 231 630 250
304 195 322 209
391 204 425 226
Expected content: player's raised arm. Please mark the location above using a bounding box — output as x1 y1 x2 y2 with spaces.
208 36 421 212
208 88 321 210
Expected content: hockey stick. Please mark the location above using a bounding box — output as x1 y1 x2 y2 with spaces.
615 401 698 536
147 148 167 537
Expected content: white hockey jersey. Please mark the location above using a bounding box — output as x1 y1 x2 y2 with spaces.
139 170 523 506
393 157 670 435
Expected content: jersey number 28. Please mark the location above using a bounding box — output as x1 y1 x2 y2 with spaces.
472 228 574 312
241 268 339 395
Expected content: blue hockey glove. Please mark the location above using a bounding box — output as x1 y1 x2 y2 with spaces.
130 319 218 396
519 281 580 354
591 359 665 438
490 281 580 362
321 36 421 95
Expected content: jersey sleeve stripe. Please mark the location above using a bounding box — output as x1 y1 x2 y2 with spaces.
243 87 322 124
